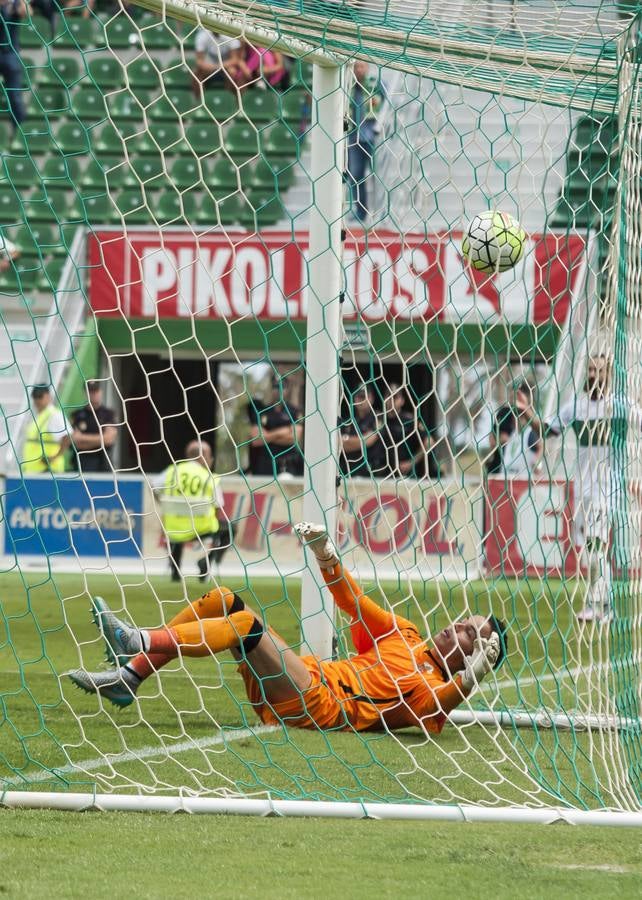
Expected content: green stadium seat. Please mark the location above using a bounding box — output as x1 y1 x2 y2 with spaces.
148 88 196 120
55 121 92 155
261 122 299 159
204 90 238 122
80 155 120 190
54 15 98 49
3 155 41 189
215 193 242 226
208 157 241 193
88 56 123 90
162 59 194 89
249 157 295 192
27 86 70 119
139 121 182 154
21 16 53 50
11 223 58 259
242 90 278 123
71 86 107 124
139 24 176 51
103 14 138 49
0 263 39 294
0 188 24 226
280 89 307 125
116 188 150 223
169 156 203 189
224 121 260 161
11 124 52 155
126 56 161 89
38 56 81 89
104 90 146 123
292 59 313 90
241 191 284 227
83 192 120 225
153 189 199 226
185 122 222 157
44 186 83 223
37 256 67 291
42 156 81 188
123 154 165 188
94 123 128 155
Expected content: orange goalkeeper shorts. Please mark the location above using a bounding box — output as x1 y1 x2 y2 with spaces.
238 657 345 731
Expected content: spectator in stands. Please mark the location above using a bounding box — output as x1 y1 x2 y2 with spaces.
0 0 26 134
245 44 288 90
379 384 430 479
21 385 71 474
0 229 19 271
339 384 384 478
193 29 250 93
486 381 542 476
345 60 384 225
70 380 117 473
155 440 232 582
247 376 303 478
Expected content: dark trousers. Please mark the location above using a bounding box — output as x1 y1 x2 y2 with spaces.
168 520 236 580
346 139 373 222
0 51 24 130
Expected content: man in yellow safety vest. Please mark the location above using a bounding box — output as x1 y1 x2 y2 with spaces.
21 385 71 474
156 440 230 582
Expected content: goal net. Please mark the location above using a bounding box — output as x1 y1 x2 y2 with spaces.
1 0 642 821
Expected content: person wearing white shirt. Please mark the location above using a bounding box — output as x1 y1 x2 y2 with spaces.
193 29 249 91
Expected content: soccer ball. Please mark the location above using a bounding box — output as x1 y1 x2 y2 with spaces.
461 211 526 274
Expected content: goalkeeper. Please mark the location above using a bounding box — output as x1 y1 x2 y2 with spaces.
68 524 507 734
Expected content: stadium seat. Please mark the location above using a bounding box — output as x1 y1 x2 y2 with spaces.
139 121 182 154
241 190 284 227
38 55 81 89
0 263 39 294
209 157 238 193
105 90 146 123
94 123 128 155
280 89 307 125
54 15 98 50
80 156 121 190
11 223 57 259
162 59 194 89
11 124 52 155
44 186 83 223
204 90 239 122
185 122 222 157
36 256 67 291
249 157 295 192
116 189 152 223
103 14 139 49
21 16 52 49
153 188 200 225
3 155 41 190
139 23 176 51
261 123 299 159
88 56 123 90
149 88 197 121
224 121 260 161
71 87 107 124
170 156 207 190
42 156 81 188
0 188 24 226
55 121 92 155
123 154 165 188
126 56 162 89
27 86 70 120
242 90 278 123
83 192 120 225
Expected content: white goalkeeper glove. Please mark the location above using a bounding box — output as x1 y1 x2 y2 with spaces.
460 632 500 693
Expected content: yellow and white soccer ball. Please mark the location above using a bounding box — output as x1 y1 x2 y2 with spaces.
461 211 526 273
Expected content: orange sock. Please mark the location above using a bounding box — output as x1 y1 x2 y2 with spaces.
143 610 262 659
126 588 245 681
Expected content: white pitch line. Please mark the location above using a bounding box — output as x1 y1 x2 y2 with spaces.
5 725 280 787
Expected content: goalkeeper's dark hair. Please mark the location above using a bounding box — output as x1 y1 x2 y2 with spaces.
488 615 508 670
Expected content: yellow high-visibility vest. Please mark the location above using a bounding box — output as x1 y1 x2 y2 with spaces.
161 460 220 543
22 405 66 474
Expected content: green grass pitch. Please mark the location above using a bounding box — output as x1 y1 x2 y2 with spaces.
2 568 641 897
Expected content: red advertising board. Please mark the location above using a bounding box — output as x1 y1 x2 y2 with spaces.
484 477 577 577
88 229 587 325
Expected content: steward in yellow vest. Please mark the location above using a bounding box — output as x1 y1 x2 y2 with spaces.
158 440 224 582
22 385 71 474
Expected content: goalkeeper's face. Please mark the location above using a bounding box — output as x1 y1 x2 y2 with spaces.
432 616 492 674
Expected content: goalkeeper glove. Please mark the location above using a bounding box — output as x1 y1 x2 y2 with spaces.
460 632 500 693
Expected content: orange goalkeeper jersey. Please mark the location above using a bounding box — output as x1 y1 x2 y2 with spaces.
240 621 466 733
